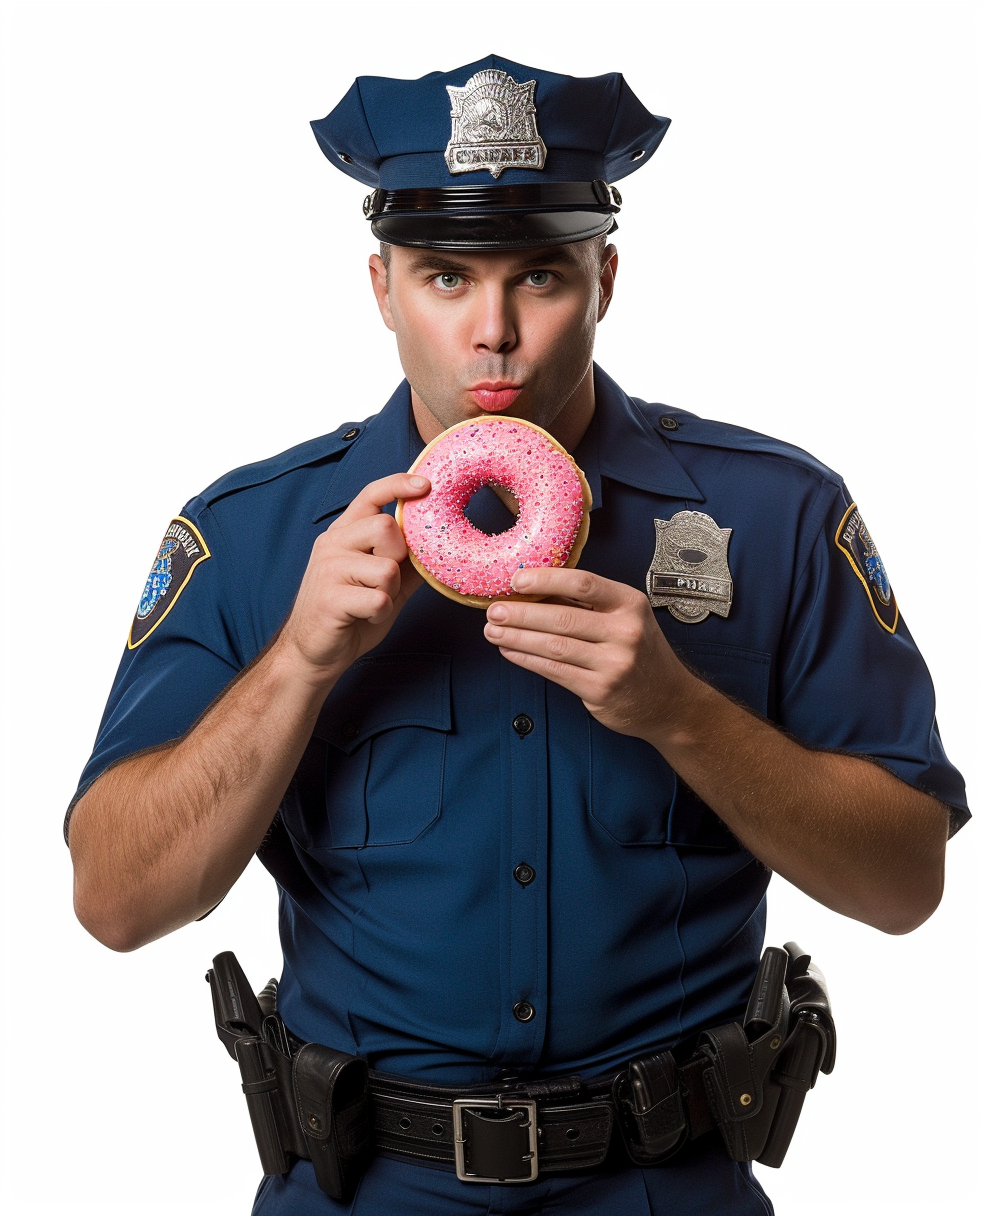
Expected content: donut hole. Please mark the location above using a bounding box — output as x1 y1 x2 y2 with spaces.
465 482 521 535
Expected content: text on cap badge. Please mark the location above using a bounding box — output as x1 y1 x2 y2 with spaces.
445 69 547 178
646 511 733 624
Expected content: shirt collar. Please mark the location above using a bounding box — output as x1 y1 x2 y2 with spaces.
582 365 704 506
313 365 703 523
313 381 419 522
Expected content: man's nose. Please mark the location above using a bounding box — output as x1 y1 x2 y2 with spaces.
471 285 517 354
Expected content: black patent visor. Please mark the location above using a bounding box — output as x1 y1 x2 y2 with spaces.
365 181 621 250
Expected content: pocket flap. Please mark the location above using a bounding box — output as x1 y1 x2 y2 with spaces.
314 653 452 754
672 642 771 712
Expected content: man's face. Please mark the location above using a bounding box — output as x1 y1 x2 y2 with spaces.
369 238 618 441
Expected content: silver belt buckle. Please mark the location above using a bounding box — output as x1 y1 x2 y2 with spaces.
452 1096 539 1184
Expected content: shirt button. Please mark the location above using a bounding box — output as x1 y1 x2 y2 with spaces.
659 415 679 431
340 719 359 741
513 863 536 886
512 714 534 737
513 1001 535 1023
342 428 360 441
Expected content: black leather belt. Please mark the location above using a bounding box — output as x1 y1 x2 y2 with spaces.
369 1060 716 1184
209 944 836 1198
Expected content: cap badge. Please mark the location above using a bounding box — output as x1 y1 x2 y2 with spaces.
646 511 733 624
445 69 547 178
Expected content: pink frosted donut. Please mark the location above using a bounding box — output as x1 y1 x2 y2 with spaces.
396 417 592 609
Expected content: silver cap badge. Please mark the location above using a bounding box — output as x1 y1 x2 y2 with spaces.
445 69 547 179
646 511 733 624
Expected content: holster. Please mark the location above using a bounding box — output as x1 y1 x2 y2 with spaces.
697 942 836 1166
206 952 371 1201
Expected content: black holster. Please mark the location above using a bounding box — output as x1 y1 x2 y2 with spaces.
698 942 836 1166
615 942 835 1168
206 952 371 1201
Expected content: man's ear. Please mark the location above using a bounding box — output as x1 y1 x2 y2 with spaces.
597 243 619 322
369 254 395 332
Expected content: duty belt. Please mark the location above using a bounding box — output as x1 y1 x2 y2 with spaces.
207 944 836 1202
368 1060 716 1183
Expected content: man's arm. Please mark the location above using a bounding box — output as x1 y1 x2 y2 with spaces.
69 472 429 952
483 567 949 935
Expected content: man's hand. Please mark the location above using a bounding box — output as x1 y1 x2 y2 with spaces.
278 472 429 688
482 567 687 739
483 565 948 935
70 470 429 950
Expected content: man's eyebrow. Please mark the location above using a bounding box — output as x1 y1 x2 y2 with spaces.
403 247 580 277
405 254 474 276
513 247 577 270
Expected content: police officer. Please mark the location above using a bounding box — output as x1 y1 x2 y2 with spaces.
67 57 968 1214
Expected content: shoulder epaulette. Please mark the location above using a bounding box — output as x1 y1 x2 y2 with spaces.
630 398 844 488
193 419 371 508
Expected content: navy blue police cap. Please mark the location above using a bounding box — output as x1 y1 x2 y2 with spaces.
311 54 670 249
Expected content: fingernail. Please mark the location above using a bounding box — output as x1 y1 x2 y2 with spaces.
485 624 503 639
410 476 428 489
488 604 507 621
510 570 529 591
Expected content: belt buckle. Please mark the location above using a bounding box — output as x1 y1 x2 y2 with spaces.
452 1095 539 1184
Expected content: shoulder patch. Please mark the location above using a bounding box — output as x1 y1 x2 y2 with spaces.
834 504 898 634
128 517 211 649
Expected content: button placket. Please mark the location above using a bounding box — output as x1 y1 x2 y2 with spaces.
501 664 549 1064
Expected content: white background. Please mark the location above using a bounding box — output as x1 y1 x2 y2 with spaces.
1 2 988 1212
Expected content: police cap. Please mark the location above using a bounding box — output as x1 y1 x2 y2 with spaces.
311 54 670 250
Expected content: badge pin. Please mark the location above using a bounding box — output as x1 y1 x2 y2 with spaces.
444 69 547 178
646 511 733 624
834 503 898 633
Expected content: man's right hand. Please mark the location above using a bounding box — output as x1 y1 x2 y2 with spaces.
276 472 430 687
70 471 430 951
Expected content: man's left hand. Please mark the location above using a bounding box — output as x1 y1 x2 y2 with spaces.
483 567 689 739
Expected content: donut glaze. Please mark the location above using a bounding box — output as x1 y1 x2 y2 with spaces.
397 417 591 608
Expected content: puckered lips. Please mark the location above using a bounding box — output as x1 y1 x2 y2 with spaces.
469 382 522 412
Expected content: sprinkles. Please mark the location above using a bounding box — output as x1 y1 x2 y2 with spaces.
398 417 591 607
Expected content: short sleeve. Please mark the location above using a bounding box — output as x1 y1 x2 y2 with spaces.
65 503 245 842
777 483 969 836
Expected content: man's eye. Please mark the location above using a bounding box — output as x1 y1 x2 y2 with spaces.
434 273 464 290
526 270 552 286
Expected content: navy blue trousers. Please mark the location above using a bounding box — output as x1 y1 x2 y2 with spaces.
252 1138 774 1214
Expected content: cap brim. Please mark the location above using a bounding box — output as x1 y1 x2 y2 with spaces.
371 210 616 250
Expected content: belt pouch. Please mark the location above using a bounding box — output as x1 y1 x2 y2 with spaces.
292 1042 371 1201
700 1023 764 1163
613 1051 687 1164
235 1037 291 1176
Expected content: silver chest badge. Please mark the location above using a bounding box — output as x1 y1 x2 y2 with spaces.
646 511 733 623
445 69 547 178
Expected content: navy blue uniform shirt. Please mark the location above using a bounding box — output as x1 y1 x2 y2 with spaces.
72 366 968 1084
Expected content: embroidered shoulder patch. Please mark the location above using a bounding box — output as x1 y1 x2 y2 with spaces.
834 504 898 634
127 517 211 649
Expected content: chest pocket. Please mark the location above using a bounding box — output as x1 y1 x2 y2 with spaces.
281 653 451 851
588 642 770 850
